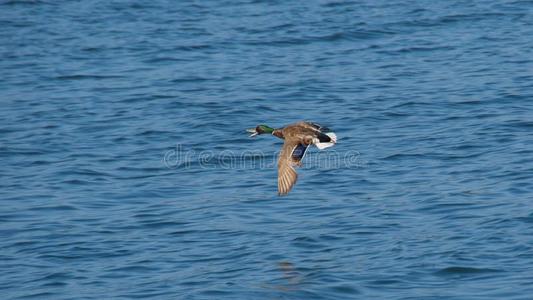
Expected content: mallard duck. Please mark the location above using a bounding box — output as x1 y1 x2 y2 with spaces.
247 121 337 196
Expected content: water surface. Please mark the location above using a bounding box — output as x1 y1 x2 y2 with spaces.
2 0 533 299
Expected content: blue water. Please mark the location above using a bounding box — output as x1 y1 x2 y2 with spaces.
2 0 533 299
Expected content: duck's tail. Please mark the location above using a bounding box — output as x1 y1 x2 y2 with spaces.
315 132 337 150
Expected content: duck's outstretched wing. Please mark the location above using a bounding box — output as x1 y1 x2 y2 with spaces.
299 121 331 133
278 140 299 196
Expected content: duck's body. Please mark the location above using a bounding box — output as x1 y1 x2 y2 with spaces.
247 121 337 195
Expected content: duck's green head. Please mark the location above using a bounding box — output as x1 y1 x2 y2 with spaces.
246 124 275 137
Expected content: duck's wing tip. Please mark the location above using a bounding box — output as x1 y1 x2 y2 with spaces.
277 164 298 196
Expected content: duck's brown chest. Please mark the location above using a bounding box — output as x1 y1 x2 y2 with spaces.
272 129 284 139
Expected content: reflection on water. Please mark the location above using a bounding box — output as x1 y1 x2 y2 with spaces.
278 261 302 286
261 261 303 292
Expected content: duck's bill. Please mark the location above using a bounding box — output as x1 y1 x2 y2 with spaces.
246 128 258 137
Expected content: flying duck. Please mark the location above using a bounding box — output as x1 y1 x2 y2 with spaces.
247 121 337 195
